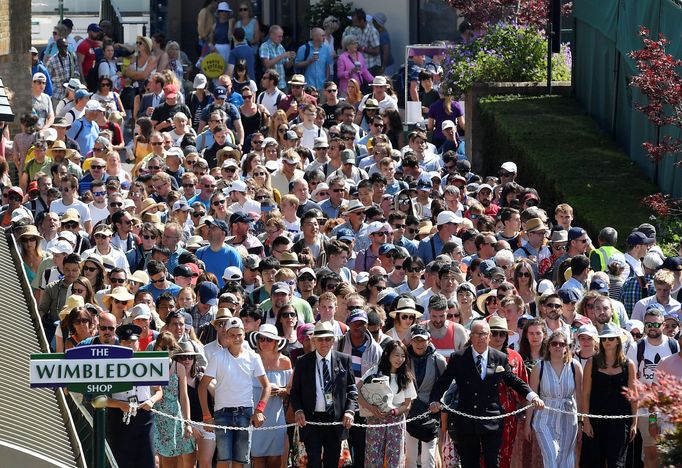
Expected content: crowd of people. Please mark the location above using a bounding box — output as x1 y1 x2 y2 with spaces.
5 2 682 468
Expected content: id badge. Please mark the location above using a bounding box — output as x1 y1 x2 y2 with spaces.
128 395 138 405
324 392 333 406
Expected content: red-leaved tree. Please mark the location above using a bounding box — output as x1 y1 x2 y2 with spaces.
446 0 571 30
629 26 682 163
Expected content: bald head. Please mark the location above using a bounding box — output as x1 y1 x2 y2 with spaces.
470 319 490 353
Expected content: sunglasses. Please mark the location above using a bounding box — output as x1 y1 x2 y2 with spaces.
99 325 115 331
280 312 297 318
602 336 618 342
407 228 418 234
151 142 163 146
631 332 643 339
142 234 157 240
394 265 403 270
212 199 225 206
491 331 507 338
109 202 123 207
644 322 662 329
113 298 128 305
151 276 166 283
110 277 126 284
74 318 91 324
399 314 415 321
192 212 206 217
550 341 567 348
94 234 110 240
63 221 79 229
83 266 99 273
447 313 461 319
545 303 562 309
258 336 275 343
176 355 194 361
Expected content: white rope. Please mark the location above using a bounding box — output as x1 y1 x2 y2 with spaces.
126 400 646 430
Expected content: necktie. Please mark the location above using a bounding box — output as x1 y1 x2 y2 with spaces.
322 358 333 413
476 354 483 379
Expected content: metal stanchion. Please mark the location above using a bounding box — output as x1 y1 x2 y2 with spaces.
91 395 108 468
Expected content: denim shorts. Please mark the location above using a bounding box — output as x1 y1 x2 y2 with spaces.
214 406 253 463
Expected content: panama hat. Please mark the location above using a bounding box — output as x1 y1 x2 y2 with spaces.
102 286 135 309
248 323 288 351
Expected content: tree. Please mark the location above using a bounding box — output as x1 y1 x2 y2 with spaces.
629 27 682 163
445 0 571 31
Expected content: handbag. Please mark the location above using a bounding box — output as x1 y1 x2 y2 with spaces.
292 425 308 467
406 398 439 442
338 439 352 467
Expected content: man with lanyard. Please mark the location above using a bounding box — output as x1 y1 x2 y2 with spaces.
26 174 52 218
103 324 162 468
417 210 462 264
198 87 244 147
199 317 271 468
336 308 383 467
424 294 468 360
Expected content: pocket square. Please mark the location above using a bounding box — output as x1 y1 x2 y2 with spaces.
495 365 505 373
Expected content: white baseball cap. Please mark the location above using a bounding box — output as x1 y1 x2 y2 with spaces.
436 210 462 226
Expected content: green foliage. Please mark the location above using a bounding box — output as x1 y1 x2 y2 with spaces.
442 23 572 98
305 0 353 30
478 95 658 244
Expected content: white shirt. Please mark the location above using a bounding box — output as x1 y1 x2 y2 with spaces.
228 199 261 215
257 88 286 115
472 347 489 380
204 345 266 410
82 245 130 272
315 351 333 412
50 198 92 224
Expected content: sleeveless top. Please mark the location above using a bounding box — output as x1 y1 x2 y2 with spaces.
214 21 230 44
240 17 258 44
430 321 457 359
590 362 631 416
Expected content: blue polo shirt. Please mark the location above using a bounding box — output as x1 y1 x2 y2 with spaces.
295 42 333 90
67 118 99 156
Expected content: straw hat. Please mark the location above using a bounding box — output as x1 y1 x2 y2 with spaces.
488 316 512 334
248 323 288 351
17 225 44 242
47 140 75 158
476 290 498 314
139 198 166 215
128 270 150 285
173 341 200 358
210 307 233 327
136 35 153 52
59 294 85 320
388 297 423 319
102 286 135 309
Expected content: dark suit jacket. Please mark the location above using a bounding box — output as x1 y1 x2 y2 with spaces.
434 346 532 434
290 350 358 439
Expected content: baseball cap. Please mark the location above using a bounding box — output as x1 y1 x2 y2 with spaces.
32 72 47 82
282 152 301 165
198 281 219 306
662 256 682 271
410 326 430 340
173 264 194 279
48 240 74 255
356 272 370 284
87 23 101 32
557 288 582 304
229 211 252 225
346 309 368 324
222 266 243 281
129 304 152 321
206 218 230 234
29 46 38 54
627 231 654 246
224 317 244 331
163 84 178 99
272 281 291 295
230 180 247 193
366 221 391 236
378 244 397 256
172 200 191 212
567 227 587 242
643 252 664 270
436 210 462 226
441 120 455 131
298 267 317 280
214 87 227 99
417 178 433 190
85 100 104 112
336 228 355 242
284 130 299 141
589 279 609 294
340 149 356 165
75 89 91 100
193 73 208 89
244 254 260 270
500 162 517 173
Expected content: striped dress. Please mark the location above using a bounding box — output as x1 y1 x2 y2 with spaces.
532 359 579 468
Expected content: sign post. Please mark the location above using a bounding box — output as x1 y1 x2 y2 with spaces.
30 345 169 468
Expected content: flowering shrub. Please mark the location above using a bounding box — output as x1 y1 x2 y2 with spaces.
624 371 682 465
629 27 682 163
441 23 571 99
446 0 573 30
305 0 353 30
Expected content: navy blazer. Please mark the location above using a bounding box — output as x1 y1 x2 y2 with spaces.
290 350 358 439
435 346 532 434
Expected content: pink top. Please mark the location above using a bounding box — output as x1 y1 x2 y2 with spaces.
336 51 374 96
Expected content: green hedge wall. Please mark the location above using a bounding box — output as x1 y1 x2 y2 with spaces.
478 95 658 245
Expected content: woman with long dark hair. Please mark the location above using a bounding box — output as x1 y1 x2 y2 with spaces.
239 85 269 153
581 317 637 468
382 109 404 149
359 339 416 467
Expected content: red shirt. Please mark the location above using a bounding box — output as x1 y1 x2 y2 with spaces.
76 38 99 77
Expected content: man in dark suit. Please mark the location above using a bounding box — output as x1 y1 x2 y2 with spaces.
432 320 544 468
290 321 358 468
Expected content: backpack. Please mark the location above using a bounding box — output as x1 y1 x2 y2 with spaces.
636 338 679 377
253 43 265 81
293 43 311 75
391 65 406 107
86 57 106 92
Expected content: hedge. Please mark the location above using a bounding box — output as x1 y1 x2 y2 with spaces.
478 95 659 245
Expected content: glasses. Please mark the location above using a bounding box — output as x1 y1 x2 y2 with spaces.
517 272 531 278
545 303 562 309
243 94 253 99
399 199 410 205
553 245 567 251
326 88 338 93
176 355 194 361
400 314 416 321
94 234 110 240
150 142 164 146
192 212 206 217
374 285 386 292
253 172 266 176
83 266 99 273
212 199 225 206
110 277 126 284
109 202 123 207
372 231 389 237
644 322 662 329
491 331 507 338
239 7 249 11
151 276 166 283
325 283 339 291
394 265 403 270
252 140 264 145
63 221 79 229
101 83 112 88
142 234 157 240
447 313 461 319
632 332 643 339
280 312 297 318
204 184 216 189
113 298 129 305
490 277 504 284
258 336 275 343
486 297 498 304
550 341 567 348
602 337 618 342
407 228 418 234
291 85 304 89
148 166 161 171
99 325 115 331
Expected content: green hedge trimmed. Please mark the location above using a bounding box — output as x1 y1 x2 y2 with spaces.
478 95 658 244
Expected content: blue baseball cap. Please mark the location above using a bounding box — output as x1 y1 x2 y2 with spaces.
378 244 397 256
346 309 368 325
75 89 91 100
205 218 229 234
87 23 101 32
198 281 219 306
214 87 227 99
336 228 355 242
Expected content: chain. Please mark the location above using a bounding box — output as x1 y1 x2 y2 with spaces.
130 401 644 430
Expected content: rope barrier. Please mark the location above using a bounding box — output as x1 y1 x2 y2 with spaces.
132 398 646 431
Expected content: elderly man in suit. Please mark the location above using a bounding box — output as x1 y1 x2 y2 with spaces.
290 321 358 468
432 320 545 468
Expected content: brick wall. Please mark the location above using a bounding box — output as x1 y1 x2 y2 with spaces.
0 0 32 129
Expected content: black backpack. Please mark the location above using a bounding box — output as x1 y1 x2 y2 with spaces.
86 57 106 92
293 43 311 75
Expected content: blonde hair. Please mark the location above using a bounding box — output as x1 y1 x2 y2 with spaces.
346 78 363 105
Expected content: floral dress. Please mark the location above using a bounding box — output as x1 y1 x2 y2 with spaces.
153 372 195 457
